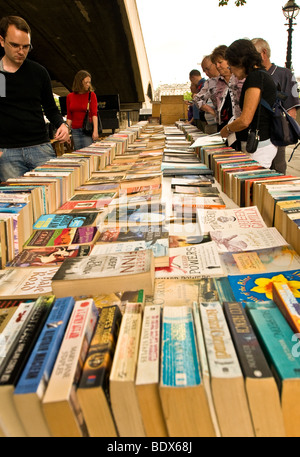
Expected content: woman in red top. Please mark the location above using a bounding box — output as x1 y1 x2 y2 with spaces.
66 70 99 150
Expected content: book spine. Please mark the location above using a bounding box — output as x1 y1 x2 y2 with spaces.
110 303 142 381
0 301 36 374
136 305 161 385
43 298 99 399
14 296 75 397
245 301 300 384
223 301 273 379
199 301 242 379
0 296 55 385
161 306 201 387
79 305 122 394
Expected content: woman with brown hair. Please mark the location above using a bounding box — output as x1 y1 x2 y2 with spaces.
66 70 99 150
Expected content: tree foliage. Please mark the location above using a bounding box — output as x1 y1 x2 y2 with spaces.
219 0 247 6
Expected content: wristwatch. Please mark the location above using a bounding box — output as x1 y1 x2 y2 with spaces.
226 125 232 133
63 122 71 133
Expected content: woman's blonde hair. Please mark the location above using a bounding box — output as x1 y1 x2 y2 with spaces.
72 70 94 93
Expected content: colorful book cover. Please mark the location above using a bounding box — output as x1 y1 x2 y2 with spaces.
228 269 300 305
33 213 99 230
0 295 55 384
7 245 92 268
14 296 75 396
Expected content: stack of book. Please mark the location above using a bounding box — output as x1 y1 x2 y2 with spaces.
1 120 300 438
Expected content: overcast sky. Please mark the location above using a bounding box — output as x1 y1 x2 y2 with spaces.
136 0 300 89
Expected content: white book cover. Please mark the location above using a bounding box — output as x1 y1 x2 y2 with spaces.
155 241 224 279
209 227 287 252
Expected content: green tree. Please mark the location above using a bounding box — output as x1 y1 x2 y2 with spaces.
219 0 247 5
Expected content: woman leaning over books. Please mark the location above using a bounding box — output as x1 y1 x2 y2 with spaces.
66 70 99 151
219 39 277 169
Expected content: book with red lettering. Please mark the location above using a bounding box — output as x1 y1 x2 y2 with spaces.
51 250 155 298
197 206 266 235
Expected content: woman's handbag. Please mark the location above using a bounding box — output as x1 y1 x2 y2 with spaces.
82 92 102 136
246 77 263 154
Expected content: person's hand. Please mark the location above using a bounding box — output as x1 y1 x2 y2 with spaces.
92 131 99 142
220 125 229 138
55 124 70 143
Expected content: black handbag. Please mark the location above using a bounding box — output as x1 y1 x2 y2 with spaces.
82 92 102 136
246 82 262 154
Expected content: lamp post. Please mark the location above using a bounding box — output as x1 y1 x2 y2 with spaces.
282 0 300 70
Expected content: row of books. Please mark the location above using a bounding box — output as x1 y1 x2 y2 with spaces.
0 120 300 437
176 121 300 255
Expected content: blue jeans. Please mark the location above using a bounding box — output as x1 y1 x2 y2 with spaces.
71 128 93 151
0 143 56 182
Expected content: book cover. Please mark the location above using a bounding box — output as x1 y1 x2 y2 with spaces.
104 203 166 226
24 226 97 248
42 298 99 437
6 244 92 268
227 269 300 305
246 301 300 437
220 245 300 276
209 227 288 252
223 301 286 437
199 301 254 437
33 212 100 230
51 250 155 297
13 296 75 437
272 282 300 332
197 206 266 235
0 267 58 299
145 278 200 308
77 305 122 437
159 306 216 437
155 242 224 279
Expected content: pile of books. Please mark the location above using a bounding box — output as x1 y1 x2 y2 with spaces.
0 120 300 438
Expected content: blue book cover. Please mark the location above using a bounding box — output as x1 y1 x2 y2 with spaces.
245 301 300 383
33 212 98 230
0 202 27 213
228 269 300 305
161 306 201 387
14 296 75 396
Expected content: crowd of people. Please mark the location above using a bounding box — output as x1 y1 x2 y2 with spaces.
0 15 299 182
188 38 300 172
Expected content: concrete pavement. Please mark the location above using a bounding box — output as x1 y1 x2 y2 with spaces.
286 143 300 177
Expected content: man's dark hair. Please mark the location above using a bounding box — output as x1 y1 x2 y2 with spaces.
189 69 201 77
225 39 263 75
0 16 31 38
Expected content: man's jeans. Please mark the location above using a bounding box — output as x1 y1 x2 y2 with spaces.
0 143 56 182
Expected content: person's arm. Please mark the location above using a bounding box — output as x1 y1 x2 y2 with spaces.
90 92 99 141
287 107 297 120
219 87 261 138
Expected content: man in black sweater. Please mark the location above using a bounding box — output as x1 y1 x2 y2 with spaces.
0 16 70 181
